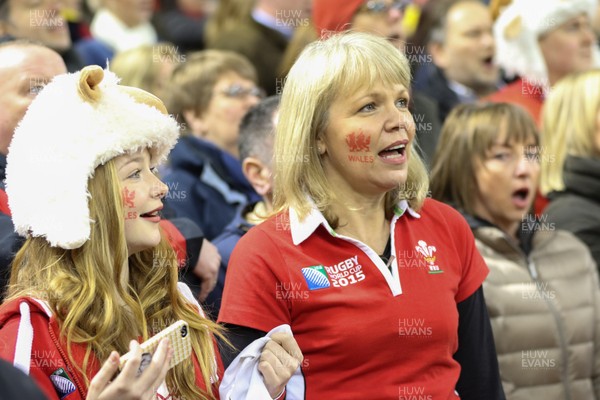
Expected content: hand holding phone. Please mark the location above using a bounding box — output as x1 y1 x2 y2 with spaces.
119 320 191 376
87 339 172 400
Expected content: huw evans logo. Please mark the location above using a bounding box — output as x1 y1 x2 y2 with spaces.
301 265 331 290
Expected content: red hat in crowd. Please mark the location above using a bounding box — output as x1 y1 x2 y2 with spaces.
312 0 364 36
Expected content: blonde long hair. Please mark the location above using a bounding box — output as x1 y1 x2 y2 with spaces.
7 159 223 400
540 69 600 195
274 31 429 225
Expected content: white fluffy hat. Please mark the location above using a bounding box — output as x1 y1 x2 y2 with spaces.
494 0 600 87
6 65 179 249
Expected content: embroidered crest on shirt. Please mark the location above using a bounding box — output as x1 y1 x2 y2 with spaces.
50 367 76 399
415 240 443 274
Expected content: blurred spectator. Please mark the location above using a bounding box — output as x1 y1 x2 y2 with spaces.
0 0 70 57
110 42 182 101
206 0 311 96
63 0 89 42
163 50 262 241
412 0 500 122
207 95 279 319
431 102 600 399
487 0 599 126
541 70 600 269
0 41 66 158
0 41 66 298
204 0 255 44
90 0 157 52
311 0 442 167
153 0 217 53
487 0 600 216
0 0 112 70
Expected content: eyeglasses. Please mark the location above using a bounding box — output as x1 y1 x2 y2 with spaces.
220 84 266 100
361 0 412 13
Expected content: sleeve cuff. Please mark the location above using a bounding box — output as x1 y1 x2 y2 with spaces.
272 388 286 400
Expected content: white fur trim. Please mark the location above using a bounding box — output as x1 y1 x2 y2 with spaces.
494 0 600 85
5 69 179 249
13 302 34 375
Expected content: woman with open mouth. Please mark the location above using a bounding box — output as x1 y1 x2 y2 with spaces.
218 31 504 400
431 102 600 400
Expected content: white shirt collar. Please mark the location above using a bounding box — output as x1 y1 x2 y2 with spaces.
290 199 421 246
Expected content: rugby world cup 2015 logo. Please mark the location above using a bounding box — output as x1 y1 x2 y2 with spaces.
50 368 76 398
301 265 331 290
415 240 443 274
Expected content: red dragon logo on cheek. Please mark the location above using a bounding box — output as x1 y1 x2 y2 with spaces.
345 131 371 152
122 187 137 219
345 130 374 163
122 187 136 208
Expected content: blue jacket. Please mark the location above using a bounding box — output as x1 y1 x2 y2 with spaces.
205 205 255 319
162 136 259 241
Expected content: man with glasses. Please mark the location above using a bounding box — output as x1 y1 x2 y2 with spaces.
162 50 263 244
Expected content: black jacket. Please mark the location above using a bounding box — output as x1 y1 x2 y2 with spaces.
413 63 461 123
545 155 600 270
162 135 259 241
